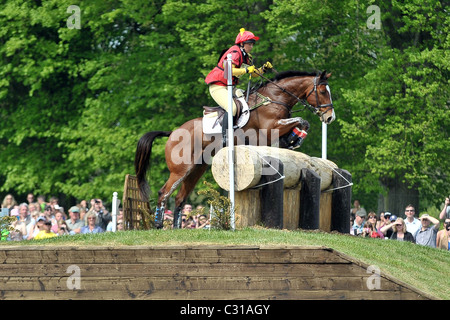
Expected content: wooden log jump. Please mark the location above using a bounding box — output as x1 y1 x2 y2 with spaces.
211 146 352 232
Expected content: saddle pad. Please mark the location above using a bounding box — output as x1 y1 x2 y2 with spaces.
202 111 222 134
202 97 250 134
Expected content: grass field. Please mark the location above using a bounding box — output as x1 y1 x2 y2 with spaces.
1 227 449 300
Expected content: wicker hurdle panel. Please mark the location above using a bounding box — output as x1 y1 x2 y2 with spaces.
122 174 152 230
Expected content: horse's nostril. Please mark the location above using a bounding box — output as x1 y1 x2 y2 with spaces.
326 117 333 124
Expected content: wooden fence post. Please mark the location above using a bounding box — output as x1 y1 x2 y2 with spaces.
331 169 352 233
260 156 284 229
299 168 321 230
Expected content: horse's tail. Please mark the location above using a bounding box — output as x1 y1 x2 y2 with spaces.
134 131 172 202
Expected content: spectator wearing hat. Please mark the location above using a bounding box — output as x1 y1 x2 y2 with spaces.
403 204 421 239
380 213 399 239
352 210 366 235
66 206 85 235
382 211 392 224
415 214 440 248
34 217 57 240
53 204 67 220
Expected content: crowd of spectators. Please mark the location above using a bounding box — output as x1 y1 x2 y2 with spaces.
0 193 123 241
0 193 210 240
162 203 211 230
350 197 450 251
2 192 447 249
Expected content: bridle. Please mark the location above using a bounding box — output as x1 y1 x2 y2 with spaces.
254 71 334 120
303 75 334 120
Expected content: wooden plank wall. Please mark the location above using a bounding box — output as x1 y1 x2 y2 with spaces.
0 245 433 300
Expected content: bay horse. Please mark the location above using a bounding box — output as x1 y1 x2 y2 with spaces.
135 70 334 228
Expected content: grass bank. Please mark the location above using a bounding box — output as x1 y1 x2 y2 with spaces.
1 227 449 299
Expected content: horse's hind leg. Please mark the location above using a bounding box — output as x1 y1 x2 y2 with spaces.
155 172 187 229
172 164 209 228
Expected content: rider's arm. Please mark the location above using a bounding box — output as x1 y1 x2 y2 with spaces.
232 65 247 77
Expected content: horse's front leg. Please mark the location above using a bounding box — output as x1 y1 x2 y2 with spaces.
272 117 310 149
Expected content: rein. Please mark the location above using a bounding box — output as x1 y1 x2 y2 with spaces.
253 70 333 118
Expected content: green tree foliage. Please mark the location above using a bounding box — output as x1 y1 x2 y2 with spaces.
0 0 448 213
339 0 449 211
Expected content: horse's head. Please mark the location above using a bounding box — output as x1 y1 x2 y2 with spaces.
305 71 335 124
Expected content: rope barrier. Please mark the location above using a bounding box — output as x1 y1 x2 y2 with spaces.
249 150 285 189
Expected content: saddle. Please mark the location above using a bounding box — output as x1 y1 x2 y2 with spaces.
202 97 248 134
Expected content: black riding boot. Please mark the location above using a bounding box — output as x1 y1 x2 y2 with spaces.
279 134 291 149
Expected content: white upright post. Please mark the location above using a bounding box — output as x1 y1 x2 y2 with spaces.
112 192 118 232
225 53 235 231
322 122 327 160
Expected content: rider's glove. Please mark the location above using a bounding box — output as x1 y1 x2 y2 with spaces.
262 61 273 72
246 65 256 74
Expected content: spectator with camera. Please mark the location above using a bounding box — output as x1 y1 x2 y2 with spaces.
87 199 111 231
439 196 450 220
57 222 70 236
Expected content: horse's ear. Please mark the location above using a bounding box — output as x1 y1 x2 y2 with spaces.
320 70 327 79
326 72 332 79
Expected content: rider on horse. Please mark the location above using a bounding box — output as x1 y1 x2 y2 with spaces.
205 28 273 117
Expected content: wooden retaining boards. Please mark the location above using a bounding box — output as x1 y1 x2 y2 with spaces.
0 245 433 300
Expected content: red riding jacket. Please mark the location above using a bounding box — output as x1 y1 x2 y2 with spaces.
205 45 249 86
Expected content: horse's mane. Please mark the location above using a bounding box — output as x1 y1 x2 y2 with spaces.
252 70 324 92
272 70 318 82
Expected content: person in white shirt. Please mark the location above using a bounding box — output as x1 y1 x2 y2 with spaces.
404 204 421 239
